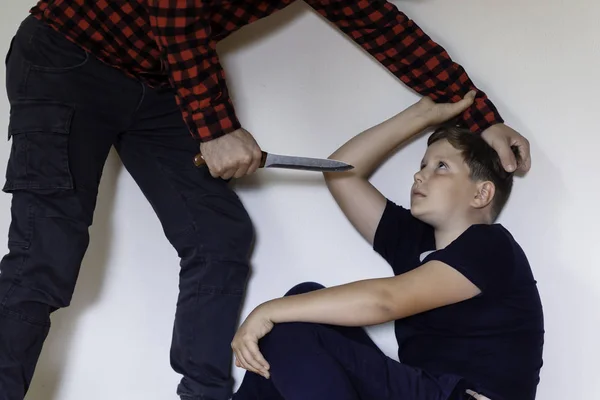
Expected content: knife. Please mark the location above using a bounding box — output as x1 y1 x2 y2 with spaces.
193 151 353 172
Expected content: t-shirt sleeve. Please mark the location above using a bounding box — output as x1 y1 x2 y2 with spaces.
426 224 516 295
373 199 434 274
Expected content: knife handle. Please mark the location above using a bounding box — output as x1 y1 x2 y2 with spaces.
193 151 268 168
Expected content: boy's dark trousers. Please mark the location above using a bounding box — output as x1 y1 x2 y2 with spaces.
233 282 483 400
0 16 253 400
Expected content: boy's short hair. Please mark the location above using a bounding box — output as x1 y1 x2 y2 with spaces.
427 124 521 220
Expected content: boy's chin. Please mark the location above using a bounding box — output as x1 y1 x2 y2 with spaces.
410 207 432 224
410 207 445 228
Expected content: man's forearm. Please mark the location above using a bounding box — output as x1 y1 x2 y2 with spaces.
308 0 504 133
147 0 240 141
259 279 396 327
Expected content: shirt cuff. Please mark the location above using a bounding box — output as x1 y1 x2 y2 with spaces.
188 98 241 142
461 95 504 134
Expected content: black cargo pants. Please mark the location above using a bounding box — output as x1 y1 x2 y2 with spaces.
0 16 253 400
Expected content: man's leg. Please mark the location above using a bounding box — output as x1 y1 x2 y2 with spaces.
113 85 254 400
0 16 141 399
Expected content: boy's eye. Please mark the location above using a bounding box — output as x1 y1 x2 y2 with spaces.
437 161 448 169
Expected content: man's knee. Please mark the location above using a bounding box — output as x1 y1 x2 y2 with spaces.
284 282 325 297
174 195 255 264
0 278 57 327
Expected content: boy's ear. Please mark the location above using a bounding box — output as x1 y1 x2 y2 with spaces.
472 181 495 209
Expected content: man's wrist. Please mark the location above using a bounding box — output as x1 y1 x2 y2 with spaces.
189 97 241 142
462 96 504 134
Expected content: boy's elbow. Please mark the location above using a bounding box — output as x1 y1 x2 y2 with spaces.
374 286 400 321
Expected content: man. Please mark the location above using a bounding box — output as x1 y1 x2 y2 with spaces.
0 1 531 400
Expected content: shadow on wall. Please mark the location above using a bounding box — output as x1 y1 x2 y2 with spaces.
25 151 121 400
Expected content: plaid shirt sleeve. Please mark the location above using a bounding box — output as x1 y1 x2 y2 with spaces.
307 0 504 133
146 1 241 142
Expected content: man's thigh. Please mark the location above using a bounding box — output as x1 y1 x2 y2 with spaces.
1 15 140 310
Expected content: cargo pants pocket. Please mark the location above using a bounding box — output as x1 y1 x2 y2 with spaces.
3 100 75 193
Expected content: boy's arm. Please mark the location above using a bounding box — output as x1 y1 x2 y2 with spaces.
324 92 476 245
232 259 480 377
267 260 481 326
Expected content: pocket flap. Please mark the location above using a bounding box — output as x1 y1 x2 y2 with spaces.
8 101 74 138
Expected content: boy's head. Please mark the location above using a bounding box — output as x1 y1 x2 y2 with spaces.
410 124 520 227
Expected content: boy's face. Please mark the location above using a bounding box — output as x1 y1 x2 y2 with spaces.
410 139 480 227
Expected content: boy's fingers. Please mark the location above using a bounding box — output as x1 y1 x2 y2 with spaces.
247 341 270 371
459 91 476 108
234 348 257 374
241 343 268 377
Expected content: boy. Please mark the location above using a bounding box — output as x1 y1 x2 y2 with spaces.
229 91 544 400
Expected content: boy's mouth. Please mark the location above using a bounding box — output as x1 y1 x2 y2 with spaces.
412 188 426 197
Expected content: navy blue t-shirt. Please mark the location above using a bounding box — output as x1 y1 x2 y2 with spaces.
373 199 544 400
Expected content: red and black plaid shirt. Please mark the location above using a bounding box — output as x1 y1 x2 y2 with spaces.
31 0 503 142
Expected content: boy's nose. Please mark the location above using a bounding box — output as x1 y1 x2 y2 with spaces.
414 171 424 184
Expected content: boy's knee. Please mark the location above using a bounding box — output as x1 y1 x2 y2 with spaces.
284 282 325 297
261 322 315 354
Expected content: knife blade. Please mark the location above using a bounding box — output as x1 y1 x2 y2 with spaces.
193 151 353 172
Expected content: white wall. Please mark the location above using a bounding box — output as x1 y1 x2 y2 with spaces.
1 1 598 399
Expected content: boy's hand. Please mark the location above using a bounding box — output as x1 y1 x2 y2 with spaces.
231 307 273 379
414 91 531 174
415 90 476 125
481 124 531 173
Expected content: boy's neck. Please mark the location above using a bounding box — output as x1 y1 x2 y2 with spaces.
433 217 489 249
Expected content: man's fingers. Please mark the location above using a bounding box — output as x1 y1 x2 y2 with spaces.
207 162 222 178
491 139 518 173
204 152 260 179
247 149 263 175
515 138 531 173
221 167 236 180
233 156 253 179
234 150 262 178
198 128 261 179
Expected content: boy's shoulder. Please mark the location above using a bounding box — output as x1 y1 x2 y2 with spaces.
425 223 528 295
434 223 520 267
460 223 516 248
